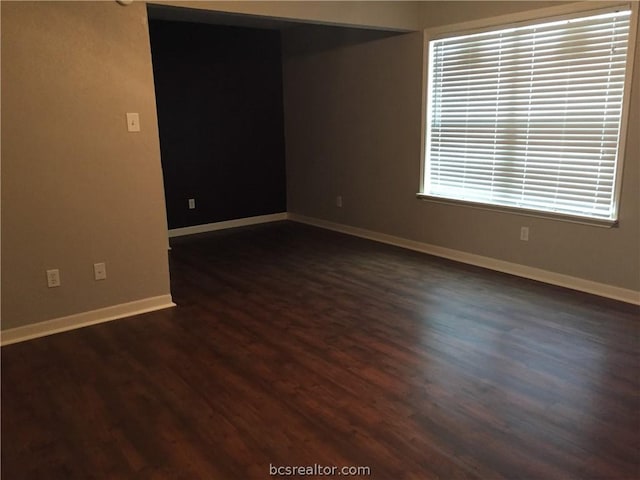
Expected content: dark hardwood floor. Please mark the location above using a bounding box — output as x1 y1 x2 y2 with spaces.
2 221 639 479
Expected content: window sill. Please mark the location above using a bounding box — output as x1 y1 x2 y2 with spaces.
416 193 618 228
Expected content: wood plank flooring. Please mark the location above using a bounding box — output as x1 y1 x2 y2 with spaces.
2 221 639 479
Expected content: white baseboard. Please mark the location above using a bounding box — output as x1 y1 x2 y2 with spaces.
6 213 634 347
0 295 176 346
288 213 640 305
168 212 288 238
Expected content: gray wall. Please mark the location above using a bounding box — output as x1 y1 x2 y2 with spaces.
0 0 424 331
283 3 640 291
2 1 637 332
1 1 172 329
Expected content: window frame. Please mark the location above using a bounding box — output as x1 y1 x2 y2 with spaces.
417 1 639 227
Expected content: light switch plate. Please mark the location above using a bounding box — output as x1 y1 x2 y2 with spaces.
126 112 140 132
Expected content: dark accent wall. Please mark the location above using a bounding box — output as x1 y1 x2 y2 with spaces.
148 19 287 229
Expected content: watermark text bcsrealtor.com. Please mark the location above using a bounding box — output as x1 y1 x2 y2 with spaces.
269 463 371 476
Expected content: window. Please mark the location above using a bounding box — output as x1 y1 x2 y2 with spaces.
420 5 637 225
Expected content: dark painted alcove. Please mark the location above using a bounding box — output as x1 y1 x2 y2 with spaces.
148 18 287 229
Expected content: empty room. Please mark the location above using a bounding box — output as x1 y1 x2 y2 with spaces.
1 1 639 479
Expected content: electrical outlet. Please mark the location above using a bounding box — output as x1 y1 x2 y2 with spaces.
188 198 196 209
520 226 530 241
46 269 61 288
94 262 107 281
336 195 343 208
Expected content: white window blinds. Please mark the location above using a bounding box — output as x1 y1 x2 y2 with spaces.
424 7 632 222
